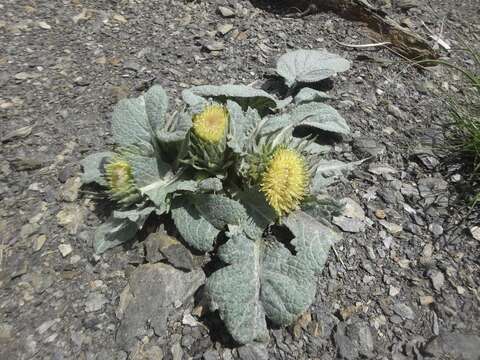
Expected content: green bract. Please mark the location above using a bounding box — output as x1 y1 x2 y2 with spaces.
81 49 357 344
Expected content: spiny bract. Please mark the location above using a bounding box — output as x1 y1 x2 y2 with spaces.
192 104 229 144
105 158 136 202
260 147 309 217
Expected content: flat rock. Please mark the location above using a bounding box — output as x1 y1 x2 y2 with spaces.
333 216 365 233
85 292 108 313
145 232 196 270
353 137 386 157
116 263 205 351
393 303 415 320
423 332 480 360
429 270 445 291
237 343 269 360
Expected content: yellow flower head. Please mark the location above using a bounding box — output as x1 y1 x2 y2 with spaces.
260 147 309 217
105 158 135 197
192 104 229 144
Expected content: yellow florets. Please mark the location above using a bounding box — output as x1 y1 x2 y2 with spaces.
260 147 309 217
192 104 229 144
105 159 135 198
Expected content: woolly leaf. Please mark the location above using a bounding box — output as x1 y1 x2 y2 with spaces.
207 211 338 344
80 151 115 186
141 178 197 212
182 84 287 114
123 152 171 188
276 49 350 88
294 88 331 105
191 194 248 230
258 102 349 139
111 96 152 150
227 101 260 155
171 196 220 252
145 85 169 132
94 207 154 254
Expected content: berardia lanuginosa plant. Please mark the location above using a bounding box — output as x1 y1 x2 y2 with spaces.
81 49 358 344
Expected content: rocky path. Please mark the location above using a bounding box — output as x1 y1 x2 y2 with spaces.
1 1 479 359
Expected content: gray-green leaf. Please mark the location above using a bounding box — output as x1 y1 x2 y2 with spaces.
171 196 220 252
111 96 152 150
80 151 115 186
226 101 260 155
294 88 332 105
145 85 169 132
182 84 286 114
258 102 349 138
207 211 338 344
94 207 154 254
276 49 350 88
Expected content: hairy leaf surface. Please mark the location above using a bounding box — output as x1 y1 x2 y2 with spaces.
276 49 350 88
207 211 338 344
80 151 115 186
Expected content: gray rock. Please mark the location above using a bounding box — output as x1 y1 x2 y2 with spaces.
218 6 235 18
423 332 480 360
0 323 13 339
145 232 195 270
393 303 415 320
353 137 386 157
333 216 365 233
429 270 445 291
203 349 220 360
171 343 183 360
428 223 443 237
237 343 269 360
85 292 108 313
116 263 205 351
346 322 374 358
335 332 359 360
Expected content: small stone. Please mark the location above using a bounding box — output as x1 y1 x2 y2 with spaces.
428 223 443 236
341 198 365 220
0 323 13 339
353 137 386 157
170 343 183 360
33 235 47 252
60 177 81 202
333 216 365 233
85 292 108 313
58 244 72 257
423 332 480 360
203 40 225 52
470 226 480 241
203 350 220 360
420 295 434 305
379 220 402 235
218 6 235 18
237 343 268 360
389 285 400 297
393 303 415 320
375 209 386 219
113 14 128 23
37 21 51 29
143 346 164 360
368 163 397 176
387 104 406 120
456 286 466 295
217 23 234 35
429 270 445 291
1 125 32 143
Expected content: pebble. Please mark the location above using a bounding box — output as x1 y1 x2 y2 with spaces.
393 303 415 320
217 23 234 35
429 223 443 236
429 270 445 291
218 6 235 18
470 226 480 241
85 292 108 313
333 216 365 233
379 220 403 235
58 243 73 257
389 285 401 297
420 295 434 305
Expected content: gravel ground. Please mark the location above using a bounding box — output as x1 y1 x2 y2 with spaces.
1 1 479 359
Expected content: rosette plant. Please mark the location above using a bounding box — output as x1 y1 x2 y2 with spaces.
81 49 357 344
